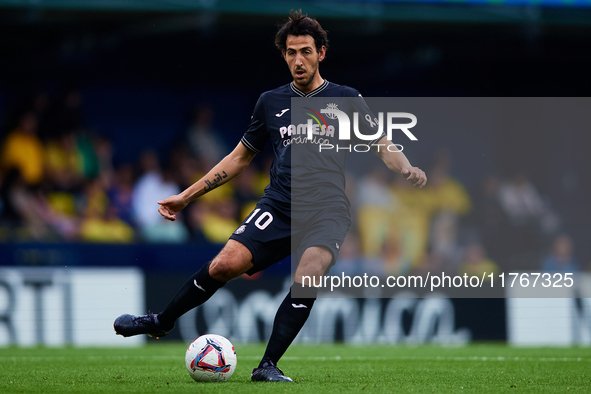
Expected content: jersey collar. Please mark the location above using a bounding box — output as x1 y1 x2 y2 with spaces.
290 79 329 97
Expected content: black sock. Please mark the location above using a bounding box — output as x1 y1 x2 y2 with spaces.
157 262 225 329
259 283 317 367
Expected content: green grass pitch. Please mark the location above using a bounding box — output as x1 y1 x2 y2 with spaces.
1 343 589 393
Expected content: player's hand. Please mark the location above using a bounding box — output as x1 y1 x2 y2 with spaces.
401 166 427 188
157 195 189 221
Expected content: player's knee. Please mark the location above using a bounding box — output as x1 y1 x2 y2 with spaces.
297 246 333 277
209 257 244 281
297 264 325 279
208 240 253 281
297 259 329 279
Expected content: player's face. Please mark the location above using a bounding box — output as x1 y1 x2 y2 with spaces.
283 35 326 91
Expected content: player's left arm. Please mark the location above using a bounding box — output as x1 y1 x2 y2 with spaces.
372 135 427 188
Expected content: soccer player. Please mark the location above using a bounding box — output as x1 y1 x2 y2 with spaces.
114 10 427 382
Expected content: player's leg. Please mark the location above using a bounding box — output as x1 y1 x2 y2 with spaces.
113 240 253 338
253 208 349 382
156 240 253 327
253 246 331 379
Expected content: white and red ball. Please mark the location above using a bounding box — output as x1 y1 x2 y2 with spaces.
185 334 237 382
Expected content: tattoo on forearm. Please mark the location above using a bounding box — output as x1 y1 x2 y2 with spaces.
204 171 228 192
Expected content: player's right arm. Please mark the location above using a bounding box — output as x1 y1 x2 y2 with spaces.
157 142 256 221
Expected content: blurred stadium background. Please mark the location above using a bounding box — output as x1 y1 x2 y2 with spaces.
0 0 590 348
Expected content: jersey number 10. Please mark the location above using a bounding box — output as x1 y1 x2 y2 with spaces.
245 208 274 230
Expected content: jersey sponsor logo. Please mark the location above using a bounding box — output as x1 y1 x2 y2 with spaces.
279 123 335 139
279 106 336 142
234 225 246 235
278 117 335 147
275 108 290 117
279 107 335 148
291 303 308 309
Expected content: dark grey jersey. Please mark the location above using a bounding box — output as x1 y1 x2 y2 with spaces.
241 80 383 212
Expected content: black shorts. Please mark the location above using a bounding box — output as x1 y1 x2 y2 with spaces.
229 201 351 275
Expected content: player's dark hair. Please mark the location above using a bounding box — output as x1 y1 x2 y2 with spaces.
275 10 329 53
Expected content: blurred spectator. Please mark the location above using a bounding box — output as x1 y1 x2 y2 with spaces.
186 104 228 169
45 131 84 190
0 168 76 241
185 202 209 243
107 163 136 226
43 131 85 220
380 236 410 276
411 250 445 277
429 151 472 216
167 145 203 189
470 174 509 264
458 243 499 279
80 205 134 243
388 174 437 271
80 177 132 243
0 111 45 186
253 154 274 196
131 150 188 243
234 165 262 220
0 169 50 239
499 171 557 269
499 171 546 226
353 150 471 275
541 234 579 273
428 154 472 263
200 198 240 244
0 169 26 227
356 168 393 258
81 177 109 220
332 233 364 276
429 166 471 215
354 168 415 275
77 131 102 180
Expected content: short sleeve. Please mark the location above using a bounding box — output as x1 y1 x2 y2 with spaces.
350 89 385 145
240 95 269 154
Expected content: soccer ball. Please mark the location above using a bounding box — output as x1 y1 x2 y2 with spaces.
185 334 237 382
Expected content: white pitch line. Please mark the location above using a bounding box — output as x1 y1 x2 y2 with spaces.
0 355 587 363
268 356 588 363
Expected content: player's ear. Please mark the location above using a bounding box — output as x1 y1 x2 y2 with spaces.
318 46 326 62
